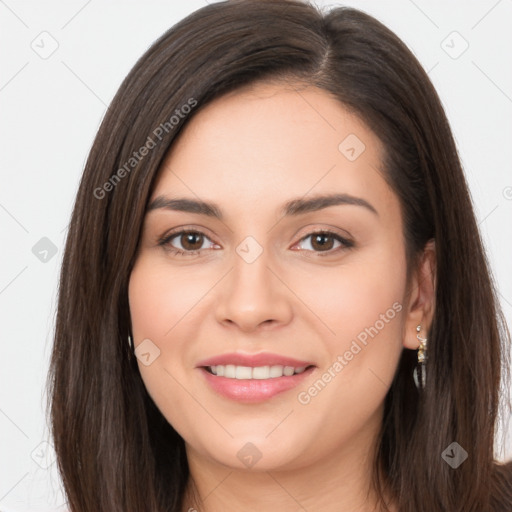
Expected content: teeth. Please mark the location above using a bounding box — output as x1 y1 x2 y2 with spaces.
283 366 295 376
235 366 252 379
207 364 309 379
225 364 236 378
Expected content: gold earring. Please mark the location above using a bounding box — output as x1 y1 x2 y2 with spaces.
413 325 427 390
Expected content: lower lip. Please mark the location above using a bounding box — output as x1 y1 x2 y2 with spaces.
199 366 315 403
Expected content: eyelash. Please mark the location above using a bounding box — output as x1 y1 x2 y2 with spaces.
157 228 354 258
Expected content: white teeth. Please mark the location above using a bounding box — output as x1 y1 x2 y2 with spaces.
252 365 270 379
269 365 283 378
235 366 252 379
207 364 310 379
283 366 295 376
225 364 236 378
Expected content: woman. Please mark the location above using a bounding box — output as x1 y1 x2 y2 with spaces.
48 1 512 510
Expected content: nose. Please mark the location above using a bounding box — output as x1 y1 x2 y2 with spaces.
214 246 294 332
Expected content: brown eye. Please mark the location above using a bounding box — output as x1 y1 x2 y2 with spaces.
159 230 215 256
310 233 335 251
180 232 204 251
295 230 354 255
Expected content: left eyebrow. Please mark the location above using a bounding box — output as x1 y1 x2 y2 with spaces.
146 192 378 218
282 193 378 217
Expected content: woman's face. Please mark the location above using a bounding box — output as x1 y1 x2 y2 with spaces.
129 82 419 472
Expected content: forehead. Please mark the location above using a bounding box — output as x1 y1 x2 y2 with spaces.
152 82 394 218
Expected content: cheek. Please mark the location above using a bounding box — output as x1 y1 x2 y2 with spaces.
290 245 407 403
128 258 198 401
291 246 407 432
129 258 211 340
127 259 207 453
292 247 406 344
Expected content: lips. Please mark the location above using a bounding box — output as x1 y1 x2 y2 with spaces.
196 352 314 368
196 352 317 403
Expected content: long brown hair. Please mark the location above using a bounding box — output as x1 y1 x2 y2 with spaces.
47 1 512 510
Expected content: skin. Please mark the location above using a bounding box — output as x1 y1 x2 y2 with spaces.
128 81 435 512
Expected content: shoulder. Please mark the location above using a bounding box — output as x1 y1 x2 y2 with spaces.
490 461 512 512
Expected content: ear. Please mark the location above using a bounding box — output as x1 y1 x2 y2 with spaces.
402 239 436 350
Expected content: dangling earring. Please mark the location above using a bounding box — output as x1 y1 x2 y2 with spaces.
413 325 427 390
128 334 134 350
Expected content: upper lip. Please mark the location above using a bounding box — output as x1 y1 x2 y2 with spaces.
196 352 315 368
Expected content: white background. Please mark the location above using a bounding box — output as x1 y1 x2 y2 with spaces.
1 1 511 510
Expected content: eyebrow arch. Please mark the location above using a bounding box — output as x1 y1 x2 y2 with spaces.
146 193 378 219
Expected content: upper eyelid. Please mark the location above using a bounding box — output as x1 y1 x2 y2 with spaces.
161 227 351 250
160 227 216 245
